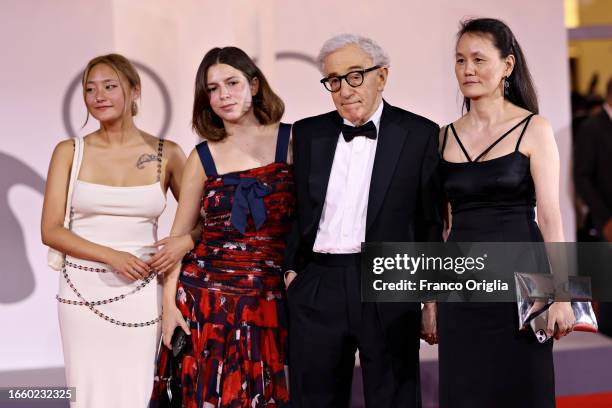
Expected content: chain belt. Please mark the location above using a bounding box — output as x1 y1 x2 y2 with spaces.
57 260 161 327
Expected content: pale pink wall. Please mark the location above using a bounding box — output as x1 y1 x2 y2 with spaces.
0 0 571 372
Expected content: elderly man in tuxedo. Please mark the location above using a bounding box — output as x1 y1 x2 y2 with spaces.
283 34 443 407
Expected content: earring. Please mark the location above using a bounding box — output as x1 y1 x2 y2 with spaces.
503 77 510 97
132 101 138 116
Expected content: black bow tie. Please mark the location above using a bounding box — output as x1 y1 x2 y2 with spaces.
342 121 377 142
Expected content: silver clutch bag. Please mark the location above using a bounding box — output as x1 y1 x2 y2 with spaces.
514 272 598 343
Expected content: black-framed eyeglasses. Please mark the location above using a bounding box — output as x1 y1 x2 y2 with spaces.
320 65 381 92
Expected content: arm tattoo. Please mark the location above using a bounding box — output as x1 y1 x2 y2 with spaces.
136 153 158 169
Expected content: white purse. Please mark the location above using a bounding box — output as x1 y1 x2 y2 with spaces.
47 137 84 270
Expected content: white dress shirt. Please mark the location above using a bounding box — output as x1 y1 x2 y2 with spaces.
313 101 383 253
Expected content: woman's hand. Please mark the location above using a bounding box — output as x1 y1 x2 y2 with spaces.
106 250 151 281
148 235 194 275
420 302 438 345
162 304 191 349
548 302 575 340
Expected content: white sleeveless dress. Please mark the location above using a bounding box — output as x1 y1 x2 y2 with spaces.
57 145 166 407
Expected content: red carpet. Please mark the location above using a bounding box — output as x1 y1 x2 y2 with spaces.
557 392 612 408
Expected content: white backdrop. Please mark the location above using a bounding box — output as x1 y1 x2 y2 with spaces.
0 0 571 374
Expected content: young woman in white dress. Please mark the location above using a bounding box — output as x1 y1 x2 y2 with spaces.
41 54 187 407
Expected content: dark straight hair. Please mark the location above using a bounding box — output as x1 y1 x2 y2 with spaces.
458 18 539 114
192 47 285 141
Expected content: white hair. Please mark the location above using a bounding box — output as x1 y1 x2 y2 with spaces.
316 33 391 74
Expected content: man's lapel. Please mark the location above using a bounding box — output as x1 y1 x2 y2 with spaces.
307 111 343 236
366 101 410 232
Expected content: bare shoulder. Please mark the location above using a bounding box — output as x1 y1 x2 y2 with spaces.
521 114 557 155
46 138 77 178
187 146 200 161
161 139 186 158
524 114 554 142
139 131 163 148
525 113 550 128
55 138 75 151
139 133 183 154
186 146 205 173
52 138 76 160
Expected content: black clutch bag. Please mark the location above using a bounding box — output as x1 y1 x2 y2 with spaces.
171 328 188 357
158 327 191 407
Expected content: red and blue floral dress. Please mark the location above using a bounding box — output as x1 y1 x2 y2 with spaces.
151 124 294 408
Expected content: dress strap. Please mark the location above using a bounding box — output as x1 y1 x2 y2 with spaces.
156 138 164 182
515 113 536 151
275 122 292 163
440 125 450 159
449 123 473 162
195 141 218 177
474 114 535 162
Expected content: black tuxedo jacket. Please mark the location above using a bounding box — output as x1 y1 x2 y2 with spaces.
284 100 443 332
575 110 612 235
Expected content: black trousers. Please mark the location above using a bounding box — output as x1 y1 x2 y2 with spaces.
287 253 421 408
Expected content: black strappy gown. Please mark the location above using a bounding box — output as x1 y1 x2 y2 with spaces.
437 114 555 408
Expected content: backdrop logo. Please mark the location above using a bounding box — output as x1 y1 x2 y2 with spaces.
61 61 173 139
265 51 316 66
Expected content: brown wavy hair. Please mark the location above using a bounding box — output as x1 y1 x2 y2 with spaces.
82 54 141 127
192 47 284 141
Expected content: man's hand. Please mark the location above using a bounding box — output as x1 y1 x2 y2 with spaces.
284 271 297 289
420 302 438 345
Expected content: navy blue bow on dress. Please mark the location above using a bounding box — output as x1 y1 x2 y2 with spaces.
222 175 272 234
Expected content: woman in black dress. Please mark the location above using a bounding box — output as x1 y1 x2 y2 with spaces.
436 18 575 408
